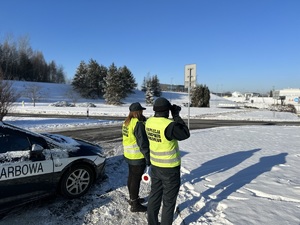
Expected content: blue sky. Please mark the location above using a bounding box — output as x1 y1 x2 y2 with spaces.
1 0 299 93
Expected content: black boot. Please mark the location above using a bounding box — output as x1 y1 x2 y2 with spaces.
127 197 145 205
130 199 147 212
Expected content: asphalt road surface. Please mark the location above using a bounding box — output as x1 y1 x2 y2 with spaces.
8 113 300 143
54 117 300 143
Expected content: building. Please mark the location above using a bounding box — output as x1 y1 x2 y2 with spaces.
273 88 300 104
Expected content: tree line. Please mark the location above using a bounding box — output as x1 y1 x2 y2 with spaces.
72 59 138 105
71 59 164 105
0 36 65 83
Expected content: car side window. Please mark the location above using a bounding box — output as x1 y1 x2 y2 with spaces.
0 128 31 154
28 135 48 149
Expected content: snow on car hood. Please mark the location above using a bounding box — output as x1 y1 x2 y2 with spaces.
41 133 81 160
41 133 81 149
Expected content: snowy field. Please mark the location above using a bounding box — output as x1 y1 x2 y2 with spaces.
1 81 300 225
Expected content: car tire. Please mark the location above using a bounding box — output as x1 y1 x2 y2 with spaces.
60 164 94 198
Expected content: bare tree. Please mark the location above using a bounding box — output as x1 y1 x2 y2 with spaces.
65 88 80 106
23 83 43 107
0 69 20 121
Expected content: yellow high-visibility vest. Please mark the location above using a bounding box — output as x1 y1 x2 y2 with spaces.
122 118 144 160
145 117 180 168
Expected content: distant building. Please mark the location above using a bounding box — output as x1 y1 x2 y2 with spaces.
273 88 300 104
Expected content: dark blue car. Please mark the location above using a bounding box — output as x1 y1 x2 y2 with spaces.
0 122 106 215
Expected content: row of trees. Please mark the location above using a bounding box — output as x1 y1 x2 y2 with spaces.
0 36 65 83
71 59 211 106
72 59 137 105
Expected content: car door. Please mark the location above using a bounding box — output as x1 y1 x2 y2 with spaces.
0 127 55 211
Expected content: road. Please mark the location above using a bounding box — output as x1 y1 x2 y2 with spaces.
53 117 300 143
8 112 300 142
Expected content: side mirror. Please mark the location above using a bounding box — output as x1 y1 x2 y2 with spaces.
32 144 44 151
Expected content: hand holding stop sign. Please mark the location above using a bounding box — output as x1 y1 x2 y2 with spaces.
142 166 151 183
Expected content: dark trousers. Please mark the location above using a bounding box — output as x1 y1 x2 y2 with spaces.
127 164 146 200
147 166 180 225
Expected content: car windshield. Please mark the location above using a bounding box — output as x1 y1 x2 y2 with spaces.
1 122 63 149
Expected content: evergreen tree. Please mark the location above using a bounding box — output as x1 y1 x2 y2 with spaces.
103 64 136 104
48 60 57 82
151 75 161 97
142 74 161 97
141 77 147 92
72 59 106 99
87 59 106 98
19 51 33 81
118 65 137 98
145 82 154 105
191 84 210 107
56 66 66 84
0 39 17 78
203 84 210 107
104 63 123 105
97 64 107 97
31 51 48 82
72 61 89 97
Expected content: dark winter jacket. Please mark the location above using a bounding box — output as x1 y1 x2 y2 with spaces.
154 112 190 141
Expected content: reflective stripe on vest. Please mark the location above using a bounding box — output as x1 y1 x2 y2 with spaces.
150 147 180 164
146 117 180 168
122 118 144 160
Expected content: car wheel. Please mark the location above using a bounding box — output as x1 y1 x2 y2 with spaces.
60 165 94 198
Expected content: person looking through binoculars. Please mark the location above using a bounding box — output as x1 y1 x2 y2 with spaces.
145 97 190 225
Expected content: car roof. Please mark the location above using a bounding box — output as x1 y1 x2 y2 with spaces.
0 121 79 150
1 121 45 138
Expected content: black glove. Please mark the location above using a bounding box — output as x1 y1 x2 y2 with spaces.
170 104 181 118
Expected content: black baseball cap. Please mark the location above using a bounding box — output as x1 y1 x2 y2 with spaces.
129 102 146 112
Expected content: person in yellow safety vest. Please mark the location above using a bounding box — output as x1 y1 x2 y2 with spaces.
146 97 190 225
122 102 150 212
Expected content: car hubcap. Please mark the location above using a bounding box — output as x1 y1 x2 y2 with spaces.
66 169 90 195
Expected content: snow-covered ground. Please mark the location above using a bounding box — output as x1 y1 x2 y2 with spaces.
1 81 300 225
